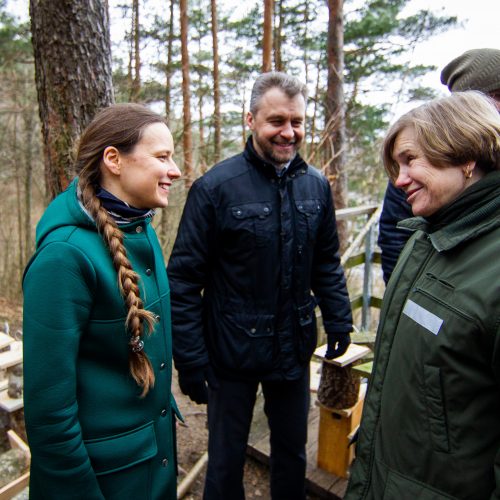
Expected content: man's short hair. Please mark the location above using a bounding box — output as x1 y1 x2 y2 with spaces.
249 72 308 115
440 48 500 93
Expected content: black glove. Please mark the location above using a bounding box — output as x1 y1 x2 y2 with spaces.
178 365 218 404
325 332 351 360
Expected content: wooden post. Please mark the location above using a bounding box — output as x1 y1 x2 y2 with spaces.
361 221 375 330
313 343 369 478
317 393 364 478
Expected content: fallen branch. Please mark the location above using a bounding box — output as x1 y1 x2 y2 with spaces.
177 451 208 499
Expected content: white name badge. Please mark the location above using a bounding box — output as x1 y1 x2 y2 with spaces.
403 299 444 336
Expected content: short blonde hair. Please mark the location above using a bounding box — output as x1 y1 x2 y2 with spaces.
382 91 500 181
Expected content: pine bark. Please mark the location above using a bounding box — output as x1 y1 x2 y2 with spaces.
165 0 175 122
29 0 114 199
262 0 273 72
130 0 141 102
211 0 221 164
180 0 193 187
326 0 348 250
273 0 283 72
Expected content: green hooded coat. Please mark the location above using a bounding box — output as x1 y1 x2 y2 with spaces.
346 172 500 500
23 179 180 499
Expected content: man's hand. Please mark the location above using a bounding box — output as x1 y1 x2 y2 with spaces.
177 365 218 404
325 332 351 359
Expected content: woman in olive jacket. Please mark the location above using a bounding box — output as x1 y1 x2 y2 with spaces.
345 92 500 500
23 104 182 499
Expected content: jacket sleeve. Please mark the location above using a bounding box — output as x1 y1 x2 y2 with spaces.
23 243 105 499
491 322 500 500
167 179 215 371
311 178 352 335
378 182 413 284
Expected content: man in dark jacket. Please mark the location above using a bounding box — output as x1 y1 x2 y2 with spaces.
377 47 500 283
167 72 352 500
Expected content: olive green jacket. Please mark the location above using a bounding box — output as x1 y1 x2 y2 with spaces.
346 172 500 500
23 179 180 499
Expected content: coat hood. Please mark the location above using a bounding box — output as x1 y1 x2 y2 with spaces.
35 178 95 250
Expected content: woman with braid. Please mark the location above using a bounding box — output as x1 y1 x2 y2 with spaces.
22 103 182 499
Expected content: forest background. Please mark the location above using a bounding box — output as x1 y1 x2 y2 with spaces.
0 0 493 306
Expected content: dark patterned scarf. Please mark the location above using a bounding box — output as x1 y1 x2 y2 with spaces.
95 186 155 225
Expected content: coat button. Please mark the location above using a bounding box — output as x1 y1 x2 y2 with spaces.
161 458 168 467
160 362 166 370
263 207 269 213
155 315 161 322
250 328 256 334
146 268 152 276
160 408 167 417
135 226 143 233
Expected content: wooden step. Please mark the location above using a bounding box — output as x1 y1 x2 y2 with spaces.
0 342 22 370
0 332 14 351
0 389 23 412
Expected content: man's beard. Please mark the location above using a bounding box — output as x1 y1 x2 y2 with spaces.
253 134 299 167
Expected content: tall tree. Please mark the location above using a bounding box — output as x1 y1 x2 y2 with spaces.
30 0 114 199
273 0 284 71
179 0 193 186
211 0 221 163
262 0 273 72
130 0 141 101
326 0 347 247
166 0 176 121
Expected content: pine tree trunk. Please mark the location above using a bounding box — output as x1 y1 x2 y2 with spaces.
165 0 175 121
211 0 221 164
180 0 193 187
130 0 141 102
273 0 283 72
23 110 34 263
262 0 273 72
326 0 348 250
30 0 114 199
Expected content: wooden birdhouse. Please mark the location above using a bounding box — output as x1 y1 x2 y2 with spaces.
313 343 370 479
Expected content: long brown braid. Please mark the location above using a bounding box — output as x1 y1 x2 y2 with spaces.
75 104 169 396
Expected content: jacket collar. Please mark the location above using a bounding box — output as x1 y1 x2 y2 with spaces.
399 171 500 252
243 136 308 178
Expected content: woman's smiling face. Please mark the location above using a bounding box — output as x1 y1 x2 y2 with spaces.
392 126 471 217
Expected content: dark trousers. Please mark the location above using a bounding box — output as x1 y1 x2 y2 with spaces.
203 370 310 500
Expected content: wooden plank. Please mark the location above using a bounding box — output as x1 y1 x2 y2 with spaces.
313 343 370 368
310 360 322 393
0 344 23 370
0 472 30 500
352 361 373 379
350 331 376 345
7 430 30 461
0 389 23 412
335 205 378 220
0 332 14 351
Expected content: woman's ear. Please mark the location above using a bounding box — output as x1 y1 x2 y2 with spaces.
102 146 121 176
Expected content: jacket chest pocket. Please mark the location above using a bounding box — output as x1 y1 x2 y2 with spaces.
399 273 483 454
295 199 322 243
230 202 274 247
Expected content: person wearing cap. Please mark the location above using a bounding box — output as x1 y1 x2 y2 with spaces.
441 47 500 109
377 48 500 285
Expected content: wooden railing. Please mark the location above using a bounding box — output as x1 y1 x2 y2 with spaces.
317 204 382 344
